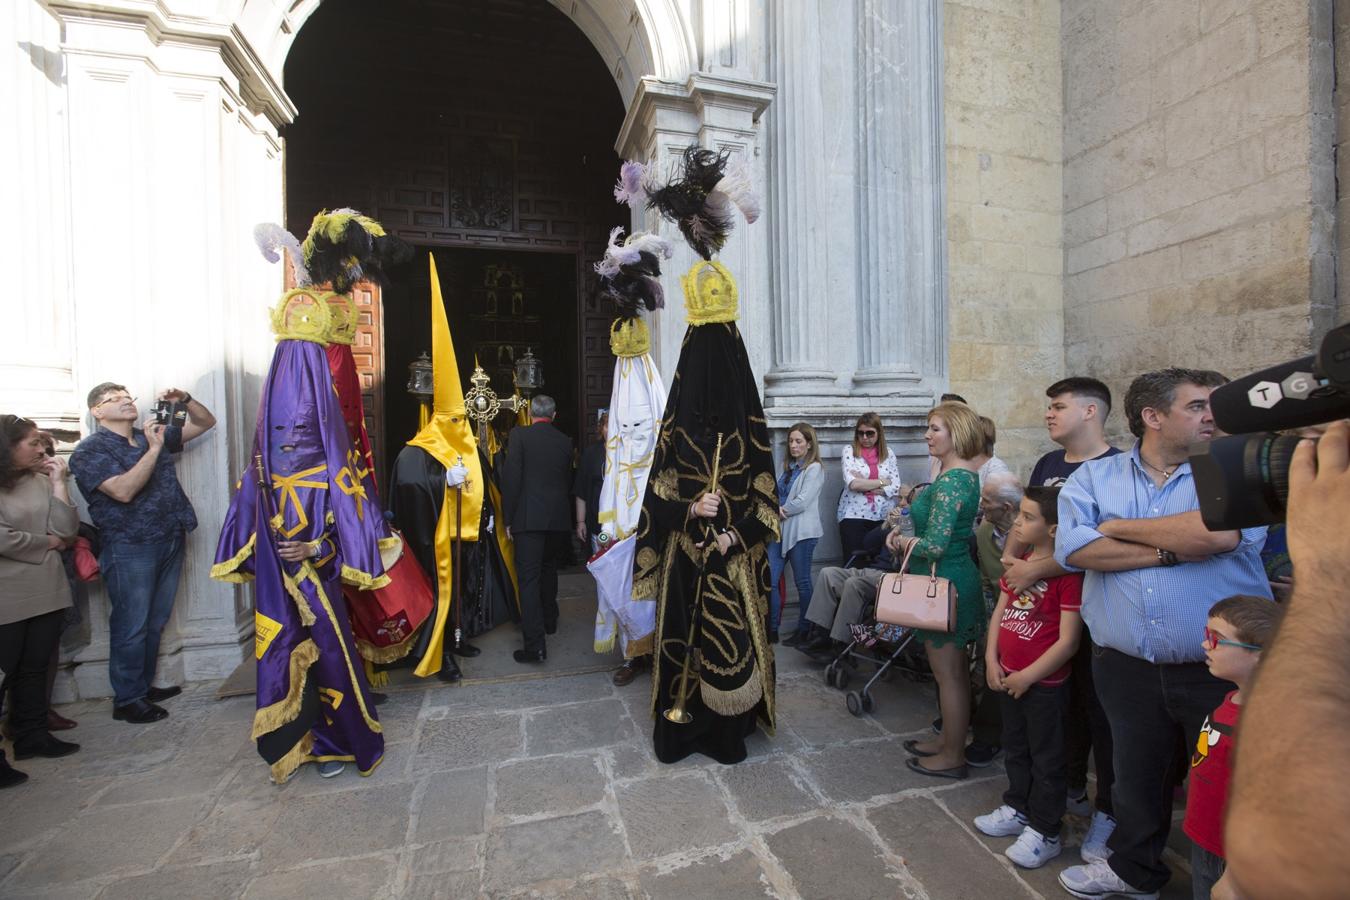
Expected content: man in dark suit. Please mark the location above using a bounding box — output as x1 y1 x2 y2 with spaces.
501 395 574 663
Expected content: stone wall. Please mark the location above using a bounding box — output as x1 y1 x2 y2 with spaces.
943 0 1066 477
1062 0 1336 447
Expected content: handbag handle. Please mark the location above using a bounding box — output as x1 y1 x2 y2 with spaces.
897 539 940 581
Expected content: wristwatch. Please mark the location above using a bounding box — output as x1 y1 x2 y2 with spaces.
1156 547 1178 567
181 392 194 405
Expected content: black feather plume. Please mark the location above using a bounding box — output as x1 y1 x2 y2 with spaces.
646 147 734 260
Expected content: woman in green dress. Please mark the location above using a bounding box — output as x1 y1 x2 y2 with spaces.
888 401 985 779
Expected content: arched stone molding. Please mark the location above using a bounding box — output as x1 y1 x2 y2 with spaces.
36 0 772 699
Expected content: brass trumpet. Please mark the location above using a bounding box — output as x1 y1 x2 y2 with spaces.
663 432 723 726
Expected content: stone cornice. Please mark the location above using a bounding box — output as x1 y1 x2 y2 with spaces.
615 72 776 158
43 0 296 126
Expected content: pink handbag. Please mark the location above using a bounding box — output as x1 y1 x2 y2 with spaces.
874 541 956 633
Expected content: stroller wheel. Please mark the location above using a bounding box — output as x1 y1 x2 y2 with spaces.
823 663 836 687
861 692 876 714
835 667 851 689
845 691 863 717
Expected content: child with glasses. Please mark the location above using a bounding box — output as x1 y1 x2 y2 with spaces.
1184 595 1281 900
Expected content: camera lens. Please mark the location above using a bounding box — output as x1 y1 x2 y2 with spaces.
1191 433 1302 529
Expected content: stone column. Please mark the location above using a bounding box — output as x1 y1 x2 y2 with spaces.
762 0 844 398
615 74 776 382
854 0 947 395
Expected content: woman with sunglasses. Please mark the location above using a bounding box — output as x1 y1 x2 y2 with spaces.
836 412 900 561
0 415 82 788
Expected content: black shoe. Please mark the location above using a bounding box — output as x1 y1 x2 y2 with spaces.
768 629 779 644
513 648 547 664
0 763 28 789
369 691 389 705
781 630 810 648
437 655 463 683
807 639 845 662
450 640 482 658
146 685 182 703
14 735 80 760
113 699 169 724
798 634 833 656
544 621 558 636
964 741 1002 768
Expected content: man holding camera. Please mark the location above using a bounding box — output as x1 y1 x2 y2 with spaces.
70 383 215 724
1052 368 1271 900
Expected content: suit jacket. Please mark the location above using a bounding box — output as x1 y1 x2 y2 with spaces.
502 421 573 533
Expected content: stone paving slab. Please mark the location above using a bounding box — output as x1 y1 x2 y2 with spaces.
1 603 1215 900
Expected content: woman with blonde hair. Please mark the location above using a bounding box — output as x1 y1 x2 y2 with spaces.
888 401 984 780
836 412 900 561
769 423 824 646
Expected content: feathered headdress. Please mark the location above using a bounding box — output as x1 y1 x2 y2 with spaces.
594 226 673 318
639 147 760 260
254 209 411 295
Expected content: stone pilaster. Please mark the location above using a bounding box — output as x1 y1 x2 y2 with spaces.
854 0 947 396
762 0 844 398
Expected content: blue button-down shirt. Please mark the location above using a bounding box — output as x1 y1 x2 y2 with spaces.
70 426 197 544
1054 444 1270 664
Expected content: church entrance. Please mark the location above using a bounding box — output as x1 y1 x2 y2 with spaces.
282 0 627 484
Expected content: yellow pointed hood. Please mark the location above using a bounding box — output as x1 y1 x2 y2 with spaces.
406 254 485 677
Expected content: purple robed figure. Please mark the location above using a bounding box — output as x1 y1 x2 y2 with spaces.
212 290 391 784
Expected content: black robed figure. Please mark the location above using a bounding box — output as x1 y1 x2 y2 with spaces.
632 260 779 764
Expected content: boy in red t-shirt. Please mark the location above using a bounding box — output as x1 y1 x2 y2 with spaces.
1184 595 1280 900
974 486 1084 868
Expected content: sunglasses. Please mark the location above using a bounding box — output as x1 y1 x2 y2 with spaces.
1203 626 1260 651
856 429 878 438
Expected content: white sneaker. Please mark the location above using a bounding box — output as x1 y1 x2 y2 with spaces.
1080 810 1117 863
1066 789 1093 817
974 804 1029 837
1057 859 1158 899
1005 826 1062 869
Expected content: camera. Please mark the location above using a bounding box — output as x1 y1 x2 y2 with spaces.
1191 322 1350 529
153 399 188 428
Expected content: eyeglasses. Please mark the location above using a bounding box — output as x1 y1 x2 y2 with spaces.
1203 627 1260 651
856 429 878 438
93 395 136 409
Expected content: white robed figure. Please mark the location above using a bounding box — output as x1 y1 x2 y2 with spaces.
588 315 667 657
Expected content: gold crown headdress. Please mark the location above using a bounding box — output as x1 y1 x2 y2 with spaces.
680 261 738 325
270 288 333 344
323 292 359 346
610 317 652 358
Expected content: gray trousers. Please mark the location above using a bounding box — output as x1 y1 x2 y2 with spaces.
804 566 888 642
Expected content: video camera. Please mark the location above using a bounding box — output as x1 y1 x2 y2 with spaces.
1190 322 1350 529
153 399 188 428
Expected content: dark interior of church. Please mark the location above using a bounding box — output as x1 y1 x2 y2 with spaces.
283 0 627 482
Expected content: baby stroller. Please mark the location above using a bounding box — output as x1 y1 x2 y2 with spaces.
824 538 981 719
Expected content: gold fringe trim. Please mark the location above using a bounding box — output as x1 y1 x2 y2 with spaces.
281 570 319 627
304 568 382 735
268 730 315 785
210 534 256 582
363 658 389 687
626 632 654 658
378 536 401 552
355 625 422 664
340 565 392 591
700 662 764 716
594 632 617 654
726 549 775 732
251 638 320 740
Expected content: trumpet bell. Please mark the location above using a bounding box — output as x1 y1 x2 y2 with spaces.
662 706 693 724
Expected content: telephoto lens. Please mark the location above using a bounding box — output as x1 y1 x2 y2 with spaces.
1190 433 1302 529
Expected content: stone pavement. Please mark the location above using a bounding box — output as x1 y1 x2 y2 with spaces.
0 643 1198 899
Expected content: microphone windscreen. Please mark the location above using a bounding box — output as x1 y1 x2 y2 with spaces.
1210 355 1343 434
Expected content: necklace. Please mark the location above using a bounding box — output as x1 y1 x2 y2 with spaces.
1139 456 1178 481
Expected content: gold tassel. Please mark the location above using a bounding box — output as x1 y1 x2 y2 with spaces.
268 731 315 785
700 663 764 716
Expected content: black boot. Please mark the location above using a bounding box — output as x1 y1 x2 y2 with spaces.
798 631 833 656
450 640 481 658
437 653 463 683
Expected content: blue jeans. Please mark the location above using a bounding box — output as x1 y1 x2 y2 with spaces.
100 532 185 706
767 538 817 633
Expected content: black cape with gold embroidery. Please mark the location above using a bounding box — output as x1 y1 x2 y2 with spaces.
633 321 778 765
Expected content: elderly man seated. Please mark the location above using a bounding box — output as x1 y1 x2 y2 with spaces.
795 517 903 661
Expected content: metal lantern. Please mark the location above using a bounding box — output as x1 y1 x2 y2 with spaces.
406 351 435 400
513 347 544 396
